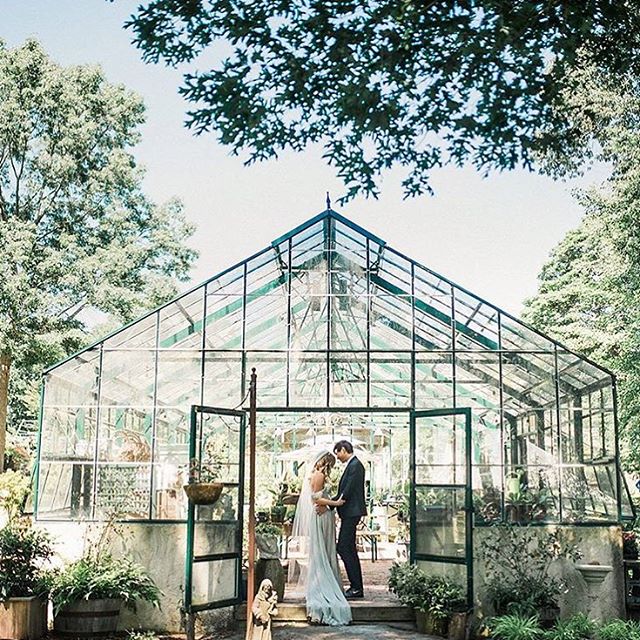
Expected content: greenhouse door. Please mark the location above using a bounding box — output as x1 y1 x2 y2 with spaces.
409 408 473 607
184 406 246 615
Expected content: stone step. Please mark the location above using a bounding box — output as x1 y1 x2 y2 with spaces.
236 601 415 624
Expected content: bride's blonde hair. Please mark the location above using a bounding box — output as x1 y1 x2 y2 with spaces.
314 452 336 476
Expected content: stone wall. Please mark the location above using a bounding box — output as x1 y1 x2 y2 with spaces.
38 521 237 633
473 524 625 620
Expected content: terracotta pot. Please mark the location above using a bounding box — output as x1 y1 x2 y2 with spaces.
183 482 224 505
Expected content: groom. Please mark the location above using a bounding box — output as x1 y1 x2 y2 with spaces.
333 439 366 599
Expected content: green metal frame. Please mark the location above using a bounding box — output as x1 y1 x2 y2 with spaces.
183 405 246 614
410 407 474 608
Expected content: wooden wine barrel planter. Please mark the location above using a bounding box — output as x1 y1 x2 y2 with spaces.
0 596 47 640
53 599 122 637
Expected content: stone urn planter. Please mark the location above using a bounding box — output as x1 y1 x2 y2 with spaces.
576 563 613 585
0 596 47 640
53 599 122 637
415 609 447 637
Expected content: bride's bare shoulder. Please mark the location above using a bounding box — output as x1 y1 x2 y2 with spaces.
310 469 325 491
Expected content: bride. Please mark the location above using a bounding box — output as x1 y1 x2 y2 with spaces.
290 450 352 626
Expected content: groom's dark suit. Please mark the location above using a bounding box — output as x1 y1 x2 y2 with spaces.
334 456 366 594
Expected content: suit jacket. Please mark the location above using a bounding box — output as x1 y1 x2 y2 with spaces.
335 456 367 519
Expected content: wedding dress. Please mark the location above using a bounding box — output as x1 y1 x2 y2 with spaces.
289 451 352 626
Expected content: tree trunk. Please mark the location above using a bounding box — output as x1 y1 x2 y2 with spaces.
0 353 10 473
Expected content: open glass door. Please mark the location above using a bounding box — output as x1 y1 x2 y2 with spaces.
184 406 246 614
410 408 473 606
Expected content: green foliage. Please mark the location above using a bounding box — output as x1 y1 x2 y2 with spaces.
47 553 161 614
124 1 640 200
547 614 596 640
0 518 53 600
479 524 581 614
0 39 196 437
596 620 640 640
0 469 31 520
388 562 465 620
255 521 282 537
490 614 543 640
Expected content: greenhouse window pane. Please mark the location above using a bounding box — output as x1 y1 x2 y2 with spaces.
100 349 156 407
244 290 288 350
204 284 243 349
473 411 502 467
500 313 556 351
158 289 204 350
330 292 367 350
562 463 618 522
453 290 499 351
203 352 242 407
97 406 153 463
473 465 503 525
504 465 559 523
370 352 411 408
414 267 453 351
246 352 287 407
330 353 367 407
415 487 466 559
104 312 158 349
156 350 202 410
370 294 413 351
152 462 187 520
455 352 501 413
289 351 327 407
95 462 151 519
415 353 454 408
37 462 93 519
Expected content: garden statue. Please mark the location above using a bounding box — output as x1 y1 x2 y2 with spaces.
250 579 278 640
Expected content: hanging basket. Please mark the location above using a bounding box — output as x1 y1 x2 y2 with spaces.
183 482 224 505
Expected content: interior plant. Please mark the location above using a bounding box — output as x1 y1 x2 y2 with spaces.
489 614 543 640
479 523 581 626
0 518 53 640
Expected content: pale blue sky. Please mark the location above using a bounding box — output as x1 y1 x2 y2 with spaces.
3 0 604 315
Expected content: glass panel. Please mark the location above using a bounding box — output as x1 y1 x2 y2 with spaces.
246 352 287 407
416 559 467 586
95 462 151 519
203 352 243 407
415 353 454 408
41 353 100 460
561 463 618 522
290 268 327 351
37 462 93 519
473 465 502 524
330 283 367 351
504 465 559 523
196 412 243 485
156 350 202 410
158 289 204 350
289 352 326 407
453 290 499 351
99 349 156 407
371 353 411 408
191 558 238 606
500 313 556 351
105 312 158 349
204 269 244 349
329 353 367 407
455 352 500 414
194 522 240 557
415 414 465 485
415 486 466 559
97 406 153 463
414 267 453 351
152 462 188 519
369 295 413 350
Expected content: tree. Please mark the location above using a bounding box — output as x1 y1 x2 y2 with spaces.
123 0 640 200
523 67 640 471
0 40 197 471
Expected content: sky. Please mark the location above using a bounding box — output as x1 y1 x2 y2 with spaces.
2 0 606 316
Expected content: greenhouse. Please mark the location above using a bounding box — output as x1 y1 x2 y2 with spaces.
34 208 634 623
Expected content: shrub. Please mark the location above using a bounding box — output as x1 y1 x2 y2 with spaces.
547 613 596 640
47 554 161 614
0 519 53 600
596 620 640 640
490 614 543 640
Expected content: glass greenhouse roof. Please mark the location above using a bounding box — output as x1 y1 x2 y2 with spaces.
36 209 634 525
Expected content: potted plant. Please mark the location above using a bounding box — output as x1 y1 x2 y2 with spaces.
183 456 224 505
0 519 52 640
48 553 161 637
388 563 466 638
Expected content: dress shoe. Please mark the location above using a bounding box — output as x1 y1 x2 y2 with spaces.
344 588 364 599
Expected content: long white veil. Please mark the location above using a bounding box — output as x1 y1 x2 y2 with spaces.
287 448 332 589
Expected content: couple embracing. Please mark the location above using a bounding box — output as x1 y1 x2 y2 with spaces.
291 440 366 626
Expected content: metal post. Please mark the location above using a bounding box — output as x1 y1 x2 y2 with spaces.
245 369 258 639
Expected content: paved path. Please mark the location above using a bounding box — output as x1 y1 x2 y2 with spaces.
219 623 440 639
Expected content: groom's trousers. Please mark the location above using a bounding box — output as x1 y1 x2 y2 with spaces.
337 516 363 592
